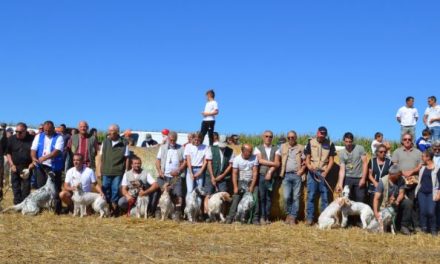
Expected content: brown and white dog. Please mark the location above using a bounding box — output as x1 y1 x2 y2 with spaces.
207 192 232 222
158 183 174 221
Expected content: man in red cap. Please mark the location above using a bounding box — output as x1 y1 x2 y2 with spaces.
161 129 170 144
304 126 336 225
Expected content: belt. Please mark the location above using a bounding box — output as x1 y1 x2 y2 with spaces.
285 171 298 174
192 166 202 168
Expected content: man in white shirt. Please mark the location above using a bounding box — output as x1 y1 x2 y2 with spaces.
185 133 210 201
225 144 259 225
200 89 219 146
118 156 159 215
424 96 440 142
30 120 64 214
59 153 104 213
396 96 419 141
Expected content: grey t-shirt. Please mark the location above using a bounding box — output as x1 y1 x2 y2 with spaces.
376 177 405 199
391 147 422 171
339 145 366 178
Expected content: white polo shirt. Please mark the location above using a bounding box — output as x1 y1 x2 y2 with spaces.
203 100 218 121
157 146 181 177
31 134 64 167
425 105 440 128
185 144 211 166
65 166 96 192
396 106 419 126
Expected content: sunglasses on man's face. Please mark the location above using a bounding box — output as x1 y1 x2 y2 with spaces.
378 150 386 153
15 131 25 134
264 135 273 138
402 138 412 142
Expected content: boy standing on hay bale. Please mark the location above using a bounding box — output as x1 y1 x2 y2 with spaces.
225 144 259 225
254 130 280 225
304 126 336 226
278 131 306 225
200 89 219 146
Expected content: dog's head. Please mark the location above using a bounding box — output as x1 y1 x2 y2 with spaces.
337 197 351 207
162 183 170 193
342 185 350 198
20 169 30 180
220 192 232 202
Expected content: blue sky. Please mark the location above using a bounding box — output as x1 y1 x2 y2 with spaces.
1 1 439 141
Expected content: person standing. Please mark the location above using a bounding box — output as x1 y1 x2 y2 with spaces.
6 122 35 204
424 96 440 142
0 123 7 200
30 120 64 214
304 126 336 225
367 144 393 207
185 133 210 201
200 89 219 146
396 96 419 141
67 121 99 170
99 124 130 216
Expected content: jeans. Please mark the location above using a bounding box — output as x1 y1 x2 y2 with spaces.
418 192 438 232
186 167 205 201
397 198 413 229
258 173 272 221
200 120 215 146
344 177 366 203
11 166 31 205
35 165 62 214
431 126 440 142
102 175 122 204
306 171 329 221
400 126 416 142
282 172 302 218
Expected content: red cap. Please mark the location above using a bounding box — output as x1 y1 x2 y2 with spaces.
162 129 170 135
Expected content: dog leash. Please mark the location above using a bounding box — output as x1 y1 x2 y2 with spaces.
312 171 337 199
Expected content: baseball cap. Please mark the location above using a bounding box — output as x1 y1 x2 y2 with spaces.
162 129 170 136
318 126 328 135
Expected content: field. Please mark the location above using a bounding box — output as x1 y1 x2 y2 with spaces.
1 148 439 264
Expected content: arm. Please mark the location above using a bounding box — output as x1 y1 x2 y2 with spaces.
337 162 345 192
423 114 428 126
207 160 216 184
194 159 208 178
125 157 130 172
373 192 382 220
203 109 219 117
216 164 232 182
92 182 104 197
359 155 368 187
396 189 405 205
232 168 238 194
396 117 401 123
186 155 193 179
323 156 334 177
368 168 378 187
155 159 164 178
140 182 159 196
249 165 258 193
121 185 134 202
305 154 314 172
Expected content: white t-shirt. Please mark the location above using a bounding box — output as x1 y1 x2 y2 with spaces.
203 100 218 121
65 166 96 192
425 105 440 128
396 106 419 126
371 139 381 154
232 154 259 182
121 170 156 186
31 134 64 167
157 147 181 177
185 144 211 166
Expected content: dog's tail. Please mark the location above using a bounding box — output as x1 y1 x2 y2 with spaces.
2 203 23 213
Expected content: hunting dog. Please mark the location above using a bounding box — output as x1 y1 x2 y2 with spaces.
72 184 109 218
367 206 397 235
235 192 254 223
2 170 57 215
135 195 149 219
207 192 232 222
184 187 205 223
341 185 375 229
318 197 351 230
158 183 174 221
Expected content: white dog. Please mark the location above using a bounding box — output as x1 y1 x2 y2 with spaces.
184 187 205 223
158 183 174 221
367 206 397 235
340 185 375 229
318 197 351 230
235 192 254 223
135 195 149 219
207 192 232 222
72 184 109 218
2 171 56 215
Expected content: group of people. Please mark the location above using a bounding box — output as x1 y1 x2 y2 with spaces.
1 92 440 236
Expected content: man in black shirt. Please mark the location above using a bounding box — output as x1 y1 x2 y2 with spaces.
6 122 35 204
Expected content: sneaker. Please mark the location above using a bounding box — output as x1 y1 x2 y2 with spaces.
400 226 411 236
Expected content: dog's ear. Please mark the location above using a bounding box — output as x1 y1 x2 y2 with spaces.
222 193 232 202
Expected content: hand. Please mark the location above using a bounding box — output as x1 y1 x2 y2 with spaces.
38 156 47 163
10 165 17 173
170 170 179 177
297 169 305 176
233 186 238 194
373 180 378 188
211 178 217 187
359 179 366 188
201 112 208 117
335 184 342 193
158 171 165 178
430 119 434 124
138 190 146 197
28 163 35 170
375 212 381 220
99 192 105 198
194 172 201 179
402 171 412 178
321 171 328 178
249 186 254 193
264 174 272 181
190 173 195 180
126 195 135 204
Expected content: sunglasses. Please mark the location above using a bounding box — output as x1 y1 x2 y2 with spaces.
15 131 25 134
264 135 273 138
287 137 296 140
402 138 412 141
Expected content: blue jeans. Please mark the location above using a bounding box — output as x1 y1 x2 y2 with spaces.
102 175 122 204
306 171 329 221
186 167 205 201
431 126 440 142
418 192 438 232
258 174 272 221
282 172 302 218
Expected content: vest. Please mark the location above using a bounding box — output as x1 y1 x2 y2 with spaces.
257 145 277 175
208 146 233 179
279 143 304 178
101 137 128 176
309 138 333 171
37 133 64 172
125 169 150 197
415 166 440 200
70 134 97 169
159 143 184 174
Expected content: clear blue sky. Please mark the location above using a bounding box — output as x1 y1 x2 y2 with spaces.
1 1 439 141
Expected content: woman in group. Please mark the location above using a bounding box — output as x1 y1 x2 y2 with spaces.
367 144 392 207
415 150 440 236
